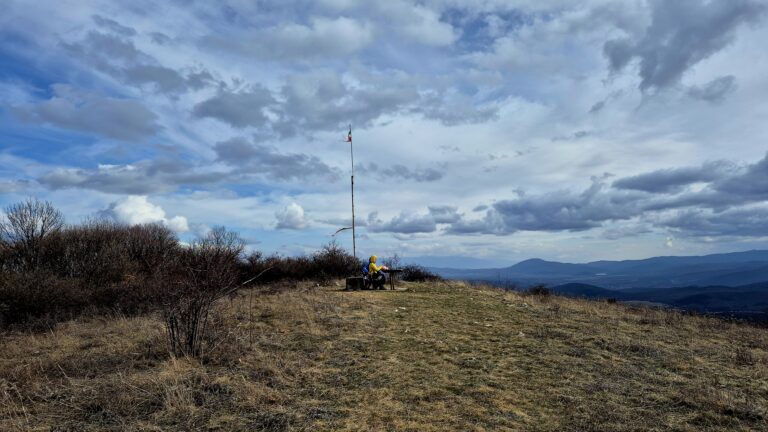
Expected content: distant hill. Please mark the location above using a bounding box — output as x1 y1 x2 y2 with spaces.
547 281 768 315
432 250 768 289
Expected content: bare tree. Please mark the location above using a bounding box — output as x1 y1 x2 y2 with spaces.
0 198 64 271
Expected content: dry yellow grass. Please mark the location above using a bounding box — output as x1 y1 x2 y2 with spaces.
1 281 767 431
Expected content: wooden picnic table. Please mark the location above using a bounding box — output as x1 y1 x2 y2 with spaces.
383 269 403 290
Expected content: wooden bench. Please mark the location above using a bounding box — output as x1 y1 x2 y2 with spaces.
345 276 365 290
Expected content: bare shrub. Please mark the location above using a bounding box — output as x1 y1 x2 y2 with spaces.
241 242 361 285
125 223 180 276
527 285 552 297
400 265 442 282
0 199 183 329
312 240 361 284
0 271 82 330
48 219 133 286
160 227 244 357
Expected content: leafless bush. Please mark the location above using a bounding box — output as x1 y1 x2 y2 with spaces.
48 219 133 286
312 241 361 284
125 223 180 276
160 227 244 357
0 198 184 329
242 242 361 285
527 285 552 297
400 265 442 282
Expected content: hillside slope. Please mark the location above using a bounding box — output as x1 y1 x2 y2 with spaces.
2 281 767 431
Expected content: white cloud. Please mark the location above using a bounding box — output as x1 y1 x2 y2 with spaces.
275 202 309 230
105 195 189 232
398 5 458 46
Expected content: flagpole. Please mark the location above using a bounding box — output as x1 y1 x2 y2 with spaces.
349 125 357 260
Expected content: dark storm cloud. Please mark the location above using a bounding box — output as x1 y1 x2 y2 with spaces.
714 153 768 198
214 137 339 181
450 180 640 235
613 160 735 193
661 207 768 238
12 84 160 141
687 75 737 103
604 0 765 91
193 87 276 128
428 206 461 224
448 153 768 238
358 163 444 183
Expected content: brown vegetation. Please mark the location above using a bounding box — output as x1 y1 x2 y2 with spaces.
2 281 767 431
0 199 384 331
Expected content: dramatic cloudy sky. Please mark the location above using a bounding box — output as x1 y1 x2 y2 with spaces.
1 0 767 266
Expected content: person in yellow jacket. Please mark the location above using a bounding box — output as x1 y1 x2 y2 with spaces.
368 255 389 290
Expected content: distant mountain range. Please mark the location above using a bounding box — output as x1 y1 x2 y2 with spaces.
431 250 768 316
432 250 768 289
550 282 768 315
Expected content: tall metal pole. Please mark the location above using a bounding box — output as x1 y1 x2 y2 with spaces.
349 126 357 260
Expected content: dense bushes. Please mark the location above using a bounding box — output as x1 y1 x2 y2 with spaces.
0 198 441 334
399 265 442 282
241 241 361 286
0 200 368 330
0 216 178 328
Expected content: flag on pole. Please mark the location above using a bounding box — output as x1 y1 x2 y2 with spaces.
346 126 352 143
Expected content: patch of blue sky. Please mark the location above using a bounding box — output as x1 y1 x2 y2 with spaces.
0 29 135 102
0 116 101 166
0 34 60 98
442 8 531 53
225 183 283 198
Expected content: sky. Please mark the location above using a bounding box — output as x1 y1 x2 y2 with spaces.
1 0 767 267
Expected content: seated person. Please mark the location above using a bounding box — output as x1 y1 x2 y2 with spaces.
368 255 389 290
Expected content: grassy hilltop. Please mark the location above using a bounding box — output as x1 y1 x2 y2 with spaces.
2 281 767 431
